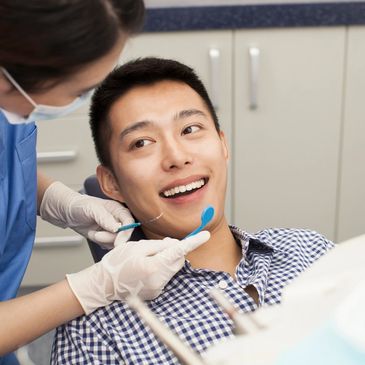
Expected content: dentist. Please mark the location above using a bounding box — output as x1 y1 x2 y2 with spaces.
0 1 210 363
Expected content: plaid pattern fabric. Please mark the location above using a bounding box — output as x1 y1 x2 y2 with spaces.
51 226 333 365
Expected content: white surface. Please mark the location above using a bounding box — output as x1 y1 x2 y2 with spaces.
203 235 365 365
337 27 365 242
233 27 344 240
145 0 363 8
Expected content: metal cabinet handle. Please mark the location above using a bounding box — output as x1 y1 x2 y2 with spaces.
37 150 77 163
209 48 221 110
249 46 260 110
34 235 83 248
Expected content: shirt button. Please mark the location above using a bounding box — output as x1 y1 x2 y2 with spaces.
218 280 228 290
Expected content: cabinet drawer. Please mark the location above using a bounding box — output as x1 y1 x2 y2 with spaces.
21 217 94 286
36 108 98 186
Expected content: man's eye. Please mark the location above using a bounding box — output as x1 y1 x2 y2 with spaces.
182 125 201 135
131 139 152 149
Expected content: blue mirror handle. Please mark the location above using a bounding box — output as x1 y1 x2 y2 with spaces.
117 222 141 233
184 225 203 239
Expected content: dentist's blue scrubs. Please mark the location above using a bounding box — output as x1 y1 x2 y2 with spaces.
0 110 37 365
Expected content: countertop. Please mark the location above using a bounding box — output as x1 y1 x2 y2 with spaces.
142 1 365 31
145 0 364 8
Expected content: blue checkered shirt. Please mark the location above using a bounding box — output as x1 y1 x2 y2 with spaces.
51 226 333 365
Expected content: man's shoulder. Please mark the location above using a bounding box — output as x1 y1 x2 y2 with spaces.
250 227 335 267
231 225 334 257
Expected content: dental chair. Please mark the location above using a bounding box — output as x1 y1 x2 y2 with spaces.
83 175 145 262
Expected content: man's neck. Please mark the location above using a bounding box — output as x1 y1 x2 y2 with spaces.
186 217 242 278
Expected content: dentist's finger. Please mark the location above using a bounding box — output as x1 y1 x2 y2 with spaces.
152 231 211 267
110 204 135 227
113 229 134 247
117 236 178 255
88 230 117 248
88 205 122 233
181 231 211 254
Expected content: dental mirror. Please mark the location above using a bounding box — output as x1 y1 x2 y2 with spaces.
184 205 215 239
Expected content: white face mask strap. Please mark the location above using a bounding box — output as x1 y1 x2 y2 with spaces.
1 67 37 108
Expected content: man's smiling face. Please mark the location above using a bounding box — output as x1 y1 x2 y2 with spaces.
98 80 228 239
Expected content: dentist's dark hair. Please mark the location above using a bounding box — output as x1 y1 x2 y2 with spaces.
0 0 145 92
90 57 220 168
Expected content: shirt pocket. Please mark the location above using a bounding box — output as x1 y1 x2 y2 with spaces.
16 126 37 230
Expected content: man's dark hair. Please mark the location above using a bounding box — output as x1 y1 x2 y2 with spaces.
89 57 220 168
0 0 145 92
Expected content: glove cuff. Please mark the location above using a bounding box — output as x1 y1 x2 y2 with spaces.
66 264 112 315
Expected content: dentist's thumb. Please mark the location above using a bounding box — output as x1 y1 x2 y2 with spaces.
157 230 211 267
181 230 211 254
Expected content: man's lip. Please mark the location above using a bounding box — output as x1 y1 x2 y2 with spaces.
160 175 208 193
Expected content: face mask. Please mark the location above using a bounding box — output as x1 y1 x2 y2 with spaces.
1 67 93 124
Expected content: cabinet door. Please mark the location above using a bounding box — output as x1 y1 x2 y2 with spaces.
337 27 365 241
233 27 345 241
120 31 233 219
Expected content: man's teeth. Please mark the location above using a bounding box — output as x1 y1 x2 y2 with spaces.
163 179 205 197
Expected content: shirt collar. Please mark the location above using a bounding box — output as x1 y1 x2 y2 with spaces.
182 226 278 274
229 225 281 253
0 108 26 124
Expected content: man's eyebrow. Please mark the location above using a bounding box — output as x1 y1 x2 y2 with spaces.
119 109 207 141
119 120 152 141
174 109 207 120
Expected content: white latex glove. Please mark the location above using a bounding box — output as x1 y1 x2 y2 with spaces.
66 231 210 315
40 181 134 248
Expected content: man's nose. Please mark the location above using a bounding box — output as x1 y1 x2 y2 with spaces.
161 139 193 171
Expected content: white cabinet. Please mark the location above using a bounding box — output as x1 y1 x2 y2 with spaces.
22 104 98 285
337 26 365 241
36 113 97 187
232 27 346 241
21 220 92 286
22 112 95 286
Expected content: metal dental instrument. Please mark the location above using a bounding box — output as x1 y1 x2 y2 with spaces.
184 205 214 239
126 295 208 365
209 288 261 335
117 212 164 233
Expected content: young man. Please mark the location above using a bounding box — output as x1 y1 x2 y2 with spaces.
51 58 333 364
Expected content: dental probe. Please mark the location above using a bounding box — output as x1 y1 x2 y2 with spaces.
209 288 261 335
117 212 164 232
126 295 208 365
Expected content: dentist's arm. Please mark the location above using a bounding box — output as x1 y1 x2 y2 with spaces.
37 170 134 248
0 231 210 355
0 280 83 356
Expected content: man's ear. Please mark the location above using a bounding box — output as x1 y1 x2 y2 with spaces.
219 130 229 161
96 165 125 203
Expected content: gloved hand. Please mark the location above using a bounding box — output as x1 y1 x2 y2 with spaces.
66 231 210 314
40 181 134 248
